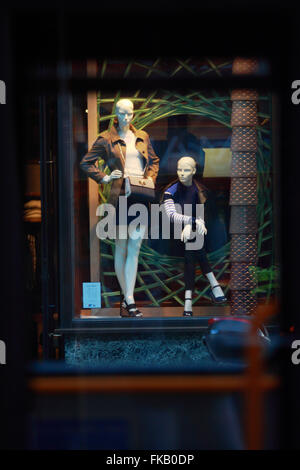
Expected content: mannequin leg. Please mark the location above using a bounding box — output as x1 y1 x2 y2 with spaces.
184 249 195 314
124 225 146 306
196 249 225 299
114 236 127 296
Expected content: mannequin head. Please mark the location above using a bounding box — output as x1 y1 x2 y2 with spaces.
177 156 197 186
116 99 134 131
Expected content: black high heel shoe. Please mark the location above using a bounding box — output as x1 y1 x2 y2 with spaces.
120 296 127 317
120 300 143 318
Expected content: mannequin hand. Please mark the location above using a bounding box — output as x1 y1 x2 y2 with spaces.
181 224 195 243
101 170 122 184
196 218 207 236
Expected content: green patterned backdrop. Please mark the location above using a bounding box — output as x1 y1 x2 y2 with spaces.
95 59 277 308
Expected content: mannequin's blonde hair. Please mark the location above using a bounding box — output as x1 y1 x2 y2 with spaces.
177 156 197 170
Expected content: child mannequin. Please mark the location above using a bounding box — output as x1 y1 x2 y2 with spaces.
163 156 226 316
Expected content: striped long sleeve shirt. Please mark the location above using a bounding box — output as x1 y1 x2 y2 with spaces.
163 181 202 229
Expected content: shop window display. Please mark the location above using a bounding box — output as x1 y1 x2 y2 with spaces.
71 58 275 322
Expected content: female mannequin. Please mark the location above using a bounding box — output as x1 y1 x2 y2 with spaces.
80 98 160 317
163 156 226 316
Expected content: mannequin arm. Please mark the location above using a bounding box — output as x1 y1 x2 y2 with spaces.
181 219 207 243
196 218 207 235
144 136 160 183
181 224 194 243
163 194 194 225
101 170 123 184
80 136 109 183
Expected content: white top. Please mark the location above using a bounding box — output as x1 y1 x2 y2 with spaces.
122 130 145 178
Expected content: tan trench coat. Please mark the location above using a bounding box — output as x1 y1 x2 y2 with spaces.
80 123 160 207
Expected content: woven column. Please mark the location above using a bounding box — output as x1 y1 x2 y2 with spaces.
230 58 258 315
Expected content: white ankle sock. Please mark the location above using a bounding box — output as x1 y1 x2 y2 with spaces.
205 272 224 298
184 290 193 312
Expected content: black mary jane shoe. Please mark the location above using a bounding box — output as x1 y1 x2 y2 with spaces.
120 302 143 318
208 285 227 304
183 311 193 317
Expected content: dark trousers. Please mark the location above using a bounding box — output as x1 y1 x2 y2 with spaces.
184 248 212 291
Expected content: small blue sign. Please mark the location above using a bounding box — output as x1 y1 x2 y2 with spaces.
82 282 101 309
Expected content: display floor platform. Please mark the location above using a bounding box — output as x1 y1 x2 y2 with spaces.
79 305 231 319
56 312 229 336
56 305 278 336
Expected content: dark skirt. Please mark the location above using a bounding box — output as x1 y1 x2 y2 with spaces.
115 194 148 226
